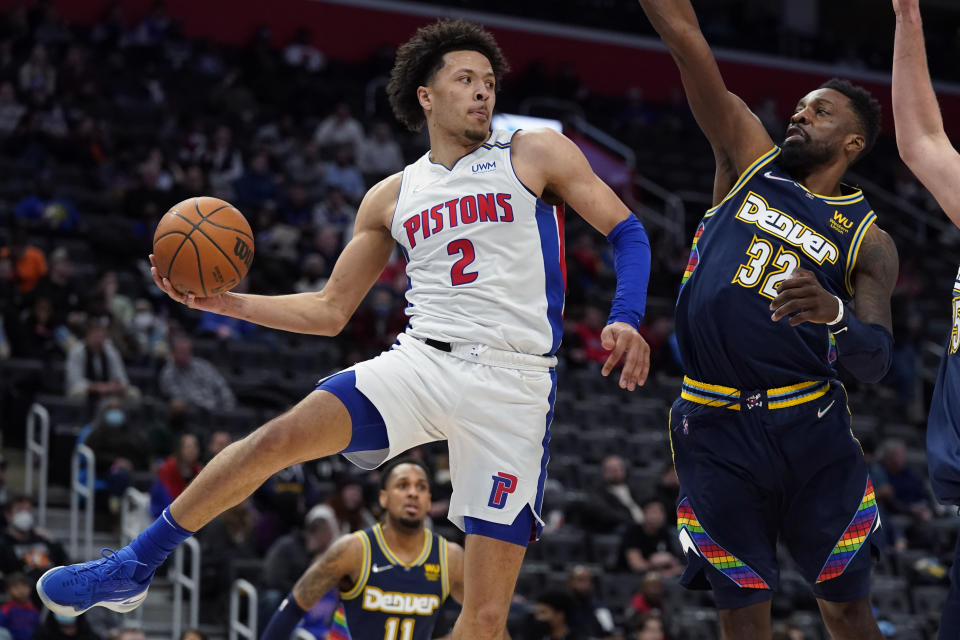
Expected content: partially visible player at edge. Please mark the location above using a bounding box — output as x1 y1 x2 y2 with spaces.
891 1 960 637
262 459 464 640
636 0 898 638
36 19 651 640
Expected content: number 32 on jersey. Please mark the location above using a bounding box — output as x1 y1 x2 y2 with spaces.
732 235 800 299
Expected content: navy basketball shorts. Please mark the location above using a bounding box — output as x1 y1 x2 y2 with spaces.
315 332 557 547
669 380 879 610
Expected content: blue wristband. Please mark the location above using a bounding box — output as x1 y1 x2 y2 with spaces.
606 215 651 329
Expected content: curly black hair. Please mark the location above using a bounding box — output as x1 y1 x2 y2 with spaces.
379 457 431 490
819 78 882 162
387 19 510 132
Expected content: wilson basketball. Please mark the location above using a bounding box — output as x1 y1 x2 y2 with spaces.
153 197 254 297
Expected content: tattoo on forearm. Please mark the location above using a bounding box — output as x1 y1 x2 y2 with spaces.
853 230 898 331
292 543 348 607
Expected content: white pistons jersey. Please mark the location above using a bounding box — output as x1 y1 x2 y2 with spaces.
392 129 566 356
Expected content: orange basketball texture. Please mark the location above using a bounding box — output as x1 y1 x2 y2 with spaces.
153 197 254 296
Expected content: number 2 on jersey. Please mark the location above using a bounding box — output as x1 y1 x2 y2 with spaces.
448 239 478 285
732 235 800 299
384 617 414 640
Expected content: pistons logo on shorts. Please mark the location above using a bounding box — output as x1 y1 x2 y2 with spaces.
488 472 518 509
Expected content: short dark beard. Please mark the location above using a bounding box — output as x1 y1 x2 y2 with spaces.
388 513 423 533
778 138 837 181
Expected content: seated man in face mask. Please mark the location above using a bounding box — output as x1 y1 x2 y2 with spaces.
83 400 151 514
0 496 68 593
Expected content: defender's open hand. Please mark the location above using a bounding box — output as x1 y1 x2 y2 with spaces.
769 267 841 326
600 321 651 391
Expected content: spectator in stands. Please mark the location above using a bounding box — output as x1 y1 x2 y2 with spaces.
326 473 376 535
0 495 68 587
619 499 683 578
65 318 133 407
34 247 86 333
312 185 357 236
83 398 150 514
651 464 680 527
31 612 100 640
323 145 365 204
566 565 617 640
861 434 907 553
524 590 581 640
283 27 325 72
260 504 338 629
198 501 257 614
314 101 364 156
150 433 202 517
18 44 55 96
129 298 167 361
293 253 328 293
0 81 24 136
569 305 611 368
0 225 47 294
158 333 236 412
358 122 405 180
253 463 323 549
204 430 232 464
11 295 60 360
14 174 81 232
179 630 205 640
233 149 280 210
121 162 168 227
629 571 665 616
345 286 407 357
286 140 326 200
0 573 40 640
581 455 645 533
205 125 243 200
878 438 933 523
279 182 313 230
88 271 134 343
628 611 666 640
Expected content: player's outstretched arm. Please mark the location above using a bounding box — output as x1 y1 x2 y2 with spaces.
636 0 773 180
770 226 898 383
512 129 650 390
261 534 364 640
150 174 400 336
892 0 960 228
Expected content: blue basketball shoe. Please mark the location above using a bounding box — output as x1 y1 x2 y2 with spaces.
37 547 152 616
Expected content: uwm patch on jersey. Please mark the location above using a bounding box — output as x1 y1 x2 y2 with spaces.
392 129 566 357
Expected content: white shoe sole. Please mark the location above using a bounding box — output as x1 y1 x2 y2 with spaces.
37 566 150 616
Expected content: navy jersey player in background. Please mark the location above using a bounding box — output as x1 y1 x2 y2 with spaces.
262 459 464 640
38 19 651 640
637 0 899 638
892 0 960 636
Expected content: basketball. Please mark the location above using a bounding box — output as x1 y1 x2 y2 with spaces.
152 196 254 297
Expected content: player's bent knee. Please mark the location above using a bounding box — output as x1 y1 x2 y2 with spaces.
247 416 300 463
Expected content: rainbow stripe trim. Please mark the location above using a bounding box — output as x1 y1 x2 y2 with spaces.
817 478 878 583
681 221 704 286
680 377 830 411
328 603 351 639
677 498 769 589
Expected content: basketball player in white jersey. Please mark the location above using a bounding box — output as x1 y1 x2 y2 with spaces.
37 20 652 640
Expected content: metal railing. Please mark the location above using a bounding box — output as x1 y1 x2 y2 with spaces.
228 579 258 640
171 536 201 640
70 444 95 559
25 403 49 528
120 488 151 626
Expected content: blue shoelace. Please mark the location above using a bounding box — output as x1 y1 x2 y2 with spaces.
66 548 147 589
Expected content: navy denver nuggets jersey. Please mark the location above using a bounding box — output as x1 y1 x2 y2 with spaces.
338 524 449 640
676 147 877 388
927 266 960 504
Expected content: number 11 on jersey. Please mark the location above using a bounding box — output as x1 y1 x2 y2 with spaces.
384 617 415 640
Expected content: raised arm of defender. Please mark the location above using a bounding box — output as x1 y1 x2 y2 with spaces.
150 174 400 335
637 0 773 191
892 0 960 227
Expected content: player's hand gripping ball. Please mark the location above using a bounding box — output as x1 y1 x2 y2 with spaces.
152 197 254 297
